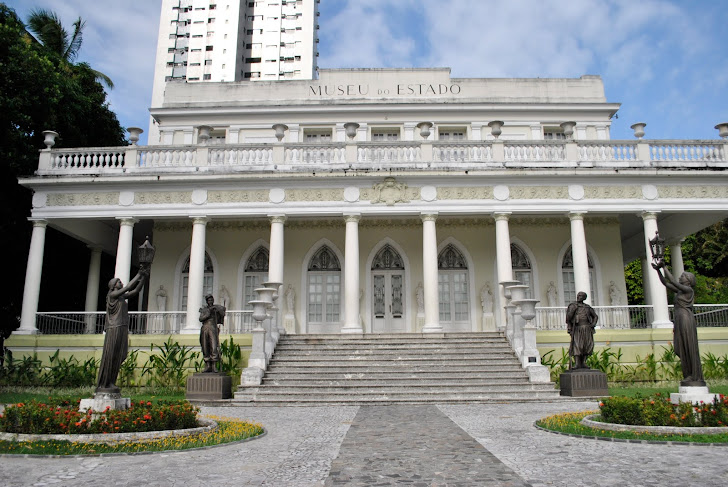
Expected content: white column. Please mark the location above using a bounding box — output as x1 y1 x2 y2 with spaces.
85 246 102 313
268 215 286 284
342 214 362 333
114 217 137 286
641 258 653 306
569 212 592 304
182 216 209 334
494 212 513 328
268 215 286 334
642 212 672 328
421 213 442 333
18 219 48 334
670 239 685 278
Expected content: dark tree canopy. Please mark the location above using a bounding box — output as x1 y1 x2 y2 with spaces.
0 4 125 336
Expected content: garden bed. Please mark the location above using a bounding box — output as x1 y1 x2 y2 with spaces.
581 414 727 435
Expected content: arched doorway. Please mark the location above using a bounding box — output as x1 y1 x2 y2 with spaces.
371 244 405 333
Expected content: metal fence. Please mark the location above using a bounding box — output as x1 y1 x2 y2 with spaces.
34 310 255 335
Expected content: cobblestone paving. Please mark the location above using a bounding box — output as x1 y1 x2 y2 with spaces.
325 405 529 486
0 402 727 486
440 402 728 487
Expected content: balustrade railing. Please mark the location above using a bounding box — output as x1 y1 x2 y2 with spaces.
357 142 420 164
504 141 566 162
209 146 273 167
36 139 727 175
433 142 493 163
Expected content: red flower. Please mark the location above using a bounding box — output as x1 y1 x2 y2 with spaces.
147 401 152 406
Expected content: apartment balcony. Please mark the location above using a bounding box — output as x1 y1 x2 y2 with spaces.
35 139 727 176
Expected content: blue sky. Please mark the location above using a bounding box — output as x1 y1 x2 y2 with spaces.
7 0 727 145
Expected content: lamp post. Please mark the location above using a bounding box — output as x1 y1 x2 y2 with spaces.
649 231 666 266
137 236 156 272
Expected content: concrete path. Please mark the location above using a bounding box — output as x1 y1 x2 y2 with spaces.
0 401 727 486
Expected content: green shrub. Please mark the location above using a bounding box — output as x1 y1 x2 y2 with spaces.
600 393 728 427
600 395 643 425
0 399 199 434
142 337 199 389
43 350 98 387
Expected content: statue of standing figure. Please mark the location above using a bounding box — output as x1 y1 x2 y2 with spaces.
652 259 705 386
565 291 598 369
97 269 148 394
199 294 226 373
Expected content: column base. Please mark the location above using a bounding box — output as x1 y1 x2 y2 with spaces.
651 320 674 329
341 324 364 334
240 367 265 386
422 323 443 333
13 328 39 335
526 365 551 383
179 326 199 335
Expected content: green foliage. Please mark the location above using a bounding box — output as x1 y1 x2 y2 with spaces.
585 347 623 377
0 4 125 334
43 350 98 387
218 337 243 378
702 352 728 380
623 259 644 305
600 393 728 427
142 337 199 390
540 349 570 383
0 353 44 386
118 349 139 387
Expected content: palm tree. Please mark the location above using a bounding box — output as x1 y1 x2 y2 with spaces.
26 9 114 89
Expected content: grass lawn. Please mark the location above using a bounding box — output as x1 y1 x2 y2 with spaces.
608 380 728 398
0 386 185 405
536 410 728 443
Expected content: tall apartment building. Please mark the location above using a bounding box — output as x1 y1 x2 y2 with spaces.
149 0 320 142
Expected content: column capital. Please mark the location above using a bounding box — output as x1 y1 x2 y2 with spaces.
420 212 438 222
268 214 287 224
641 211 660 221
343 213 361 223
116 217 138 227
190 216 209 226
667 238 685 246
28 218 48 228
492 212 511 222
568 211 587 221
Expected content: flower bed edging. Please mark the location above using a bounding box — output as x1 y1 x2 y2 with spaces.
0 418 217 444
581 414 728 435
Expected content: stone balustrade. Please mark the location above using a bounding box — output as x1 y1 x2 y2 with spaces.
35 139 728 175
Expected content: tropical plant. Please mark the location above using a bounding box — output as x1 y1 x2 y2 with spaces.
218 337 243 378
26 8 113 88
118 349 140 387
43 350 98 387
142 338 199 389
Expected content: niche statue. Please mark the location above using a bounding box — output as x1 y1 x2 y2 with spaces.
565 291 598 369
199 294 226 372
652 259 705 386
96 269 148 394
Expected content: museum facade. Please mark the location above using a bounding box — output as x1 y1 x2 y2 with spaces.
17 68 728 337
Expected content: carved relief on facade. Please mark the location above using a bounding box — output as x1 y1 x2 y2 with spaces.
509 186 568 199
208 190 268 203
47 192 119 206
135 191 192 205
285 188 344 202
657 185 728 199
436 186 493 200
364 177 417 205
583 185 641 199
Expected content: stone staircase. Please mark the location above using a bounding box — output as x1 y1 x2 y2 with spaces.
234 332 560 405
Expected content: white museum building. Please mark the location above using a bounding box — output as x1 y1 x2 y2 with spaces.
17 67 728 341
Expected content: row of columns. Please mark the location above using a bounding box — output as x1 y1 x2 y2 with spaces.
17 210 685 334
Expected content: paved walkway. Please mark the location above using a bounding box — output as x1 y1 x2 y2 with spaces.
0 401 727 486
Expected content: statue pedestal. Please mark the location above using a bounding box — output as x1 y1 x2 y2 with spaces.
79 392 130 413
559 369 608 397
670 386 720 405
283 313 296 334
186 372 232 400
481 312 495 332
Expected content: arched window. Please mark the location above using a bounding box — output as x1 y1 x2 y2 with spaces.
562 246 597 304
511 244 533 298
180 252 214 311
307 246 341 325
438 244 469 324
242 247 269 309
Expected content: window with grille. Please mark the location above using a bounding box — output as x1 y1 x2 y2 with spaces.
438 244 469 323
307 246 341 324
242 247 269 309
562 246 597 304
180 252 214 311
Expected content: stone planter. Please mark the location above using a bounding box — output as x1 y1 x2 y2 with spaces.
581 414 728 435
0 418 217 445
